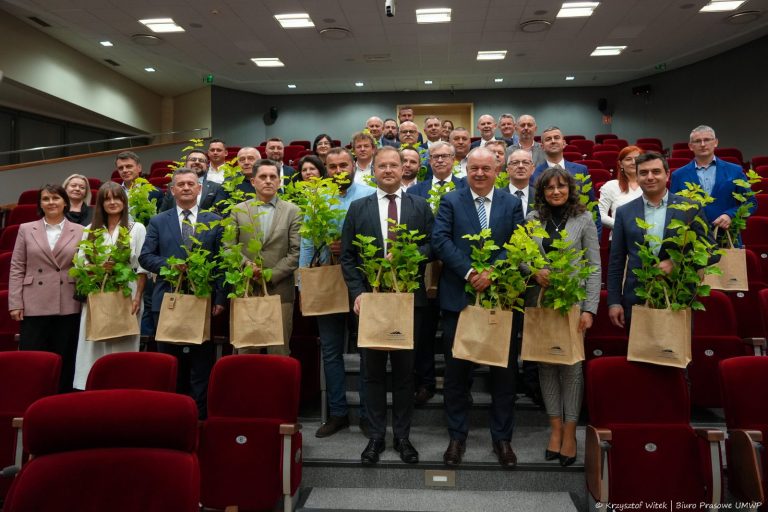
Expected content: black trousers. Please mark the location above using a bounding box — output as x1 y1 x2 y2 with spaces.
414 299 439 392
19 314 81 393
153 312 216 420
442 310 517 443
363 309 422 440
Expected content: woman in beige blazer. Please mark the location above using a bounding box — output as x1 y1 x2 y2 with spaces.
9 184 84 391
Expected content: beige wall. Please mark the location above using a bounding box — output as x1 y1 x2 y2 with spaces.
0 15 162 133
173 87 212 135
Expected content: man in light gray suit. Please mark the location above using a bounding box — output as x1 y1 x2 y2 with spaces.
230 158 301 355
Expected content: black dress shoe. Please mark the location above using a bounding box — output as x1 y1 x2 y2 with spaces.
443 439 466 466
545 449 560 461
493 440 518 469
414 387 435 407
315 415 350 438
361 438 386 465
394 438 419 464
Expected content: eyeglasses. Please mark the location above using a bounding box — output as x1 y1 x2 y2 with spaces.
430 154 453 160
400 130 418 135
508 160 533 166
690 138 715 145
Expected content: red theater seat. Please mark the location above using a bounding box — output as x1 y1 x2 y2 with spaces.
570 139 594 158
3 390 200 512
672 149 695 160
592 151 619 172
0 351 61 501
564 135 586 143
15 190 38 206
603 138 628 150
289 140 311 149
636 137 663 149
0 225 19 253
574 159 603 170
752 156 768 169
584 291 628 360
0 252 10 290
594 134 618 144
5 206 40 227
636 142 662 153
86 352 178 392
719 357 768 507
585 357 724 508
199 355 302 511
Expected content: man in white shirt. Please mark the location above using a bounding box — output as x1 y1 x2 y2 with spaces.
422 116 443 149
498 114 518 146
449 128 471 178
264 138 296 184
507 149 536 218
206 139 229 184
352 132 376 184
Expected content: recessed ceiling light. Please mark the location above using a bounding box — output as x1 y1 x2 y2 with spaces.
355 82 364 87
274 13 315 28
139 18 185 33
557 2 600 18
416 8 452 23
566 76 575 80
699 0 746 12
100 40 113 47
494 78 504 83
287 84 297 89
590 45 626 56
424 80 433 85
251 58 284 67
144 67 156 72
477 50 507 61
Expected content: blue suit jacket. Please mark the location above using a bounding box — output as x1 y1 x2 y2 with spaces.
606 194 717 314
407 176 466 199
532 160 602 238
432 187 524 312
670 158 755 229
139 209 226 312
340 192 434 307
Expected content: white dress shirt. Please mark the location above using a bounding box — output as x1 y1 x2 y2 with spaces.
509 185 530 217
176 205 199 233
206 165 225 184
44 219 65 250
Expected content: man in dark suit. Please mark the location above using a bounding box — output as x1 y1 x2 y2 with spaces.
469 114 498 149
366 116 399 148
432 147 524 468
531 126 601 237
159 150 221 212
408 141 466 199
212 146 260 210
498 113 519 147
607 152 717 330
506 149 536 217
264 138 296 184
340 146 434 465
139 167 226 419
382 118 400 147
670 124 756 244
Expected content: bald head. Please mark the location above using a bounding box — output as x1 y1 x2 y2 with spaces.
516 114 537 143
366 116 383 139
399 121 419 145
477 114 497 141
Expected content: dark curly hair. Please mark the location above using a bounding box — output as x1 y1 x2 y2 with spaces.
533 166 586 222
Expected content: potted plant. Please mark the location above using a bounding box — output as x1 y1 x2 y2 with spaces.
127 178 158 226
70 226 139 340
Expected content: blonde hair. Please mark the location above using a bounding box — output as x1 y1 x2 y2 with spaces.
62 173 92 205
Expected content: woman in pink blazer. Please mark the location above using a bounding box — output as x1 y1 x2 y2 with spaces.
9 184 84 391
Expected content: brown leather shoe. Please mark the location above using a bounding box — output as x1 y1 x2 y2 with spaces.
493 440 517 469
315 415 350 438
443 439 466 466
414 386 435 407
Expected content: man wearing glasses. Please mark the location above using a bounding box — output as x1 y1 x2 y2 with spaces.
506 149 536 217
160 150 221 212
670 125 755 242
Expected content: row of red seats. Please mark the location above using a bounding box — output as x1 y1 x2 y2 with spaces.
0 351 301 511
586 355 768 508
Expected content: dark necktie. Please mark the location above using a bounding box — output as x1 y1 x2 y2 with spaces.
386 194 398 241
437 180 446 187
514 190 526 215
181 209 193 248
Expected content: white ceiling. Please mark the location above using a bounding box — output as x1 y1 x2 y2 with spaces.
3 0 768 97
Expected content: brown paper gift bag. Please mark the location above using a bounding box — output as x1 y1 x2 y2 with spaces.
424 261 443 299
299 264 350 316
703 230 748 291
155 276 211 345
453 297 513 368
86 290 139 341
357 278 415 350
521 303 584 365
627 305 692 368
230 279 284 349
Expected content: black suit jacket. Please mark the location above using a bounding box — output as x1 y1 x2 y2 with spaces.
159 179 222 213
407 176 466 200
340 191 434 307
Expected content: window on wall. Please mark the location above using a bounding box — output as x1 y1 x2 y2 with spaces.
0 107 134 165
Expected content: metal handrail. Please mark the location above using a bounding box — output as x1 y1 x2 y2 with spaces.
0 127 211 158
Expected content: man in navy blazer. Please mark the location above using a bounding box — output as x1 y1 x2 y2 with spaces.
607 152 718 329
432 147 524 468
340 146 434 465
670 125 755 244
531 126 601 237
139 167 226 419
505 149 537 217
408 141 466 199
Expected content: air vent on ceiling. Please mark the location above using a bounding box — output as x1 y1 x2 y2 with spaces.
104 59 120 67
319 27 351 40
131 34 163 46
364 53 392 63
27 16 51 27
725 10 761 24
519 19 552 33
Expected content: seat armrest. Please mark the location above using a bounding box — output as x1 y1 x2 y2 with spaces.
728 429 765 504
279 423 301 435
585 426 612 503
695 428 724 505
694 428 725 442
12 417 23 468
743 337 766 355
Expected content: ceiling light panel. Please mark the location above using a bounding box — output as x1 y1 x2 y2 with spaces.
251 58 284 67
139 18 185 33
477 50 507 61
494 78 504 83
557 2 600 18
590 45 626 56
287 84 297 89
416 8 452 23
274 13 315 28
355 82 364 87
100 41 113 47
699 0 746 12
